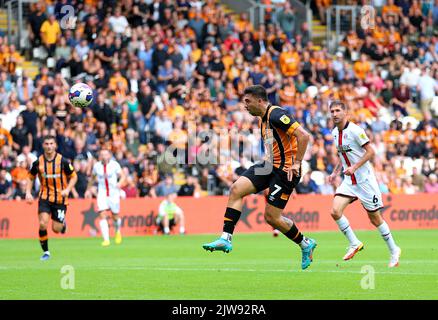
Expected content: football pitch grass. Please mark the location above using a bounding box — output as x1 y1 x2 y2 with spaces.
1 229 437 300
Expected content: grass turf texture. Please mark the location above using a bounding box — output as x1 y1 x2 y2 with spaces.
0 229 437 299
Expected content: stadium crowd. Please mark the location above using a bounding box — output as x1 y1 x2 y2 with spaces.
0 0 438 201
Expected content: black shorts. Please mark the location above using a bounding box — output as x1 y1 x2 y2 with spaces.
242 162 301 209
38 200 67 223
157 217 176 233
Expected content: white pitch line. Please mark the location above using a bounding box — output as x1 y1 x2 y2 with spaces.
1 260 438 269
137 260 438 265
86 266 438 276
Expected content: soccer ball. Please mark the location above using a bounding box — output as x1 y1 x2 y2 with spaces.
68 83 93 108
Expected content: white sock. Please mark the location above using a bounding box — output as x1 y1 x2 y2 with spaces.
164 226 170 234
44 251 50 255
221 232 232 242
99 219 110 242
377 221 397 253
114 218 121 232
179 226 185 234
299 237 310 249
336 215 361 246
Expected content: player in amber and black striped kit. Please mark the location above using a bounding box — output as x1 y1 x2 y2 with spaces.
26 135 77 261
203 85 317 270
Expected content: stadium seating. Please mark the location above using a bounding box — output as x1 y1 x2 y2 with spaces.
0 0 437 201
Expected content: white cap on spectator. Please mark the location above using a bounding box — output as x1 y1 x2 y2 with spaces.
319 86 329 94
306 86 318 99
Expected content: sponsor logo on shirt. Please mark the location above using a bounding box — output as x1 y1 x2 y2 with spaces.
337 145 353 153
280 115 290 124
42 173 61 179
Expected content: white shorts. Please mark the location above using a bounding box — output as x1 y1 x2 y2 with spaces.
335 176 384 212
97 194 120 214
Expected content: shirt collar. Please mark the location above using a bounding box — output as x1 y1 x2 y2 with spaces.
262 103 271 121
340 121 350 131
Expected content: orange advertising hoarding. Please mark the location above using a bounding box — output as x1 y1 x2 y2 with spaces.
0 194 437 239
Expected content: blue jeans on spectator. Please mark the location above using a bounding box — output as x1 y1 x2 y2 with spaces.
392 103 409 116
157 82 167 94
138 115 156 144
284 31 294 41
56 58 67 72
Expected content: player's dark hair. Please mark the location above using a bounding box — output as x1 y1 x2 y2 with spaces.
329 100 347 110
42 135 56 142
243 85 268 101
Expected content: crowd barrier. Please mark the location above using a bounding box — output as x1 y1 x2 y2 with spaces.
0 194 437 239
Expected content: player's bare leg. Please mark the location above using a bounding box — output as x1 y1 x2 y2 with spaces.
38 212 51 260
111 213 122 244
203 176 256 253
99 211 111 246
367 211 401 267
226 176 257 211
161 213 170 235
52 220 64 233
264 203 317 269
262 189 279 237
331 195 363 260
174 213 185 235
51 214 67 234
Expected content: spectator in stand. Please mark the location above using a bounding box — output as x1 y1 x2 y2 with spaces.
0 168 12 200
16 145 37 168
391 82 413 116
122 174 139 198
315 0 330 25
12 179 27 200
319 175 335 195
178 174 201 197
417 67 438 114
10 157 29 187
0 0 430 201
109 7 129 35
28 2 47 48
155 174 178 197
72 160 89 199
401 177 417 194
411 166 427 192
425 173 438 193
276 2 295 40
296 172 320 194
10 115 31 154
40 14 61 57
406 135 430 158
0 119 13 148
354 54 371 80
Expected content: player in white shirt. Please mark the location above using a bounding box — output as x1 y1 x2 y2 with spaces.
328 101 401 267
86 149 126 247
